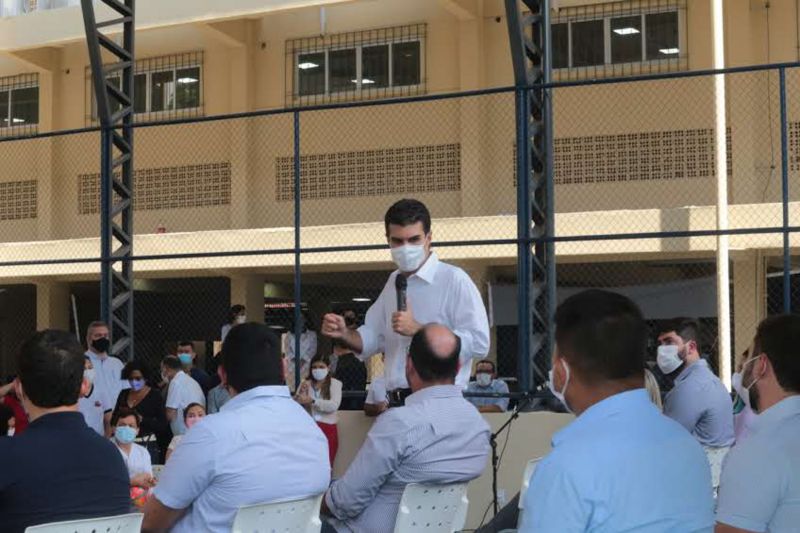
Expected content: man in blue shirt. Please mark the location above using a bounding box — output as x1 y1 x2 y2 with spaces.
465 359 509 412
716 314 800 533
520 290 714 532
0 330 129 532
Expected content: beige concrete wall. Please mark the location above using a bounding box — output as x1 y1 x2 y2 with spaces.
334 410 573 530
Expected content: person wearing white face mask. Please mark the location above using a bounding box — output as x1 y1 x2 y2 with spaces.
465 359 509 413
730 349 758 443
295 355 342 468
656 318 734 491
716 314 800 533
111 407 156 492
78 355 113 437
519 290 714 532
321 199 490 407
221 304 246 343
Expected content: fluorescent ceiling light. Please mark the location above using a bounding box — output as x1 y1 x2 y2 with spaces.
12 118 25 123
659 48 680 55
361 78 376 84
298 62 319 70
177 77 198 84
613 27 640 35
352 297 371 302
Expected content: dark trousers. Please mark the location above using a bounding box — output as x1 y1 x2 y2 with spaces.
475 493 521 533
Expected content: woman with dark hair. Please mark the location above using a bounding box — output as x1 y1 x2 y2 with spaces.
113 360 171 462
221 304 246 342
294 355 341 468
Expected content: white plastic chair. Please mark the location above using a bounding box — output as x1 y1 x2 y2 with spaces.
498 457 542 533
151 464 165 480
24 513 143 533
231 493 323 533
393 482 470 533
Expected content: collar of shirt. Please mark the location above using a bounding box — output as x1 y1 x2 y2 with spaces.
405 384 463 405
408 252 440 285
219 385 291 412
552 389 649 447
27 411 86 431
675 358 710 385
750 394 800 434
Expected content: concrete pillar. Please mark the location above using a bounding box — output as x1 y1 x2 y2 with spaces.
732 251 766 364
229 275 265 323
36 281 71 331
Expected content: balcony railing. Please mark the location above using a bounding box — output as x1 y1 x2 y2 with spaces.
0 0 79 17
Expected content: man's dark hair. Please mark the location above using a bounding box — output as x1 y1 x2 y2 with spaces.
0 404 13 435
162 355 182 370
17 329 85 408
409 325 460 382
229 304 245 323
476 359 496 373
752 314 800 393
384 199 431 235
177 340 194 350
221 322 282 392
555 290 647 383
111 406 141 427
660 317 701 345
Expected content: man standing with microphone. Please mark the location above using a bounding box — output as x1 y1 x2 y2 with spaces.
322 199 490 407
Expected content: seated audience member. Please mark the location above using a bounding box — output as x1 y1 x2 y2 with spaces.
363 374 389 417
111 407 156 491
295 355 342 467
78 355 112 437
165 402 206 462
143 322 329 533
206 379 231 414
0 380 28 435
657 318 735 489
466 359 510 413
0 330 129 532
161 355 205 436
114 360 171 463
177 340 214 395
0 403 14 437
322 324 491 532
332 339 367 411
716 314 800 532
519 290 714 532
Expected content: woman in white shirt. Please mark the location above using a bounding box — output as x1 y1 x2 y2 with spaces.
295 355 342 468
165 402 206 462
111 408 155 491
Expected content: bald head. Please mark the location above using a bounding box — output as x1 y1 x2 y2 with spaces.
407 323 461 388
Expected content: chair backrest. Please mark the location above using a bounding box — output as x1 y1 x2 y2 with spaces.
24 513 143 533
518 457 542 510
393 482 470 533
231 493 323 533
151 464 165 480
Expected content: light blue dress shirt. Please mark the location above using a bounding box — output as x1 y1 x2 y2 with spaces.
153 385 330 533
716 395 800 532
325 385 490 532
664 359 735 447
520 389 714 533
465 379 510 411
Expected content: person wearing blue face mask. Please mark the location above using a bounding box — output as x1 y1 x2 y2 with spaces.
111 407 156 493
176 341 213 396
113 361 170 463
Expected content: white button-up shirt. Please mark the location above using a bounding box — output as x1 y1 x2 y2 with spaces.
325 385 490 532
115 441 152 479
78 384 111 436
165 371 205 436
85 350 128 407
357 253 490 390
153 386 330 533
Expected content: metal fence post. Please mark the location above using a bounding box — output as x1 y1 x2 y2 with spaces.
779 67 792 313
293 110 303 389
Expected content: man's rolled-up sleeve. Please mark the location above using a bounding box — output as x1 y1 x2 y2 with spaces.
356 283 389 361
450 270 490 365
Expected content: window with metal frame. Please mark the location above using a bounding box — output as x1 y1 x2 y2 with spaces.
86 51 203 125
0 73 39 137
285 24 426 106
550 1 686 79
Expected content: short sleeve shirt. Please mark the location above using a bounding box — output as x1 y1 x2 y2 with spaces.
166 371 205 435
78 384 111 435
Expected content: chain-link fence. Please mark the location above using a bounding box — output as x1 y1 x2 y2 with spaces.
0 62 797 407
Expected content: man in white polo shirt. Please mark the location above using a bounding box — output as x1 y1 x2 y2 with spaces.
143 323 329 533
322 199 490 406
161 355 204 436
716 314 800 533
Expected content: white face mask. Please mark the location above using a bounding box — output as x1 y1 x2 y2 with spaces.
83 368 96 385
733 357 761 410
656 345 683 374
475 372 492 387
547 359 572 413
391 244 426 272
235 315 246 325
312 368 329 381
7 427 14 437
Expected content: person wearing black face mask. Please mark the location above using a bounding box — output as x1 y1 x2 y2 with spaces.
85 320 127 429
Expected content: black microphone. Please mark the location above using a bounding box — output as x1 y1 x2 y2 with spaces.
395 274 407 312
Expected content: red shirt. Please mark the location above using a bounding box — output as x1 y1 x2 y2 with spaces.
3 393 28 434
